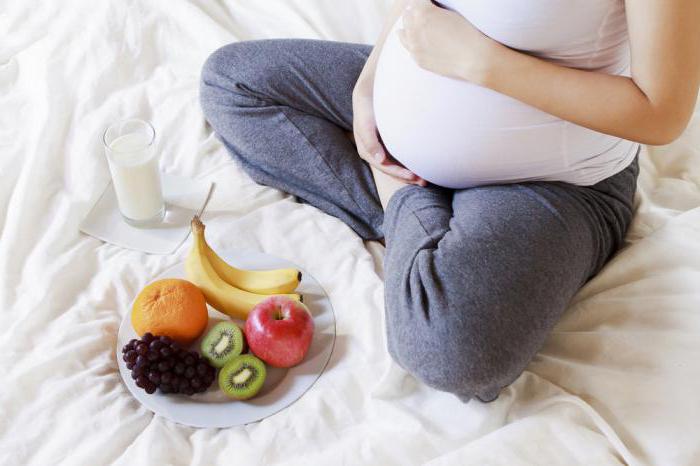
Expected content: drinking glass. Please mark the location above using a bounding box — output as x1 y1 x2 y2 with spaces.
102 119 165 227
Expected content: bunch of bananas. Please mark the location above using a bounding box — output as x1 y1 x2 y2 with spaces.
185 217 302 320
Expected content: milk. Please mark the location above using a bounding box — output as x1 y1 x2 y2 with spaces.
106 132 164 223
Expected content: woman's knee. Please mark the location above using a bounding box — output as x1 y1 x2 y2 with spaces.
201 41 262 87
200 44 236 122
199 41 271 118
385 295 523 402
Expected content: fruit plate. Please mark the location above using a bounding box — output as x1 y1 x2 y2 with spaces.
116 250 336 428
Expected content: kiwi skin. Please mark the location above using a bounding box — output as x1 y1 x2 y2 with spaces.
218 354 267 400
200 322 244 368
240 328 249 354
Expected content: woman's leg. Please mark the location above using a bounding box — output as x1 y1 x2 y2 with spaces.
382 158 639 402
199 39 384 240
199 39 641 402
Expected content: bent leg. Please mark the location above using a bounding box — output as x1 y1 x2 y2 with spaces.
382 159 639 402
200 39 384 240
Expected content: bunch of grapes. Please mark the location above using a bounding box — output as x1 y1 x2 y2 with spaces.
121 333 216 396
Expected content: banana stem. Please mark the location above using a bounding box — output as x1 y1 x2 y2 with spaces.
191 215 205 234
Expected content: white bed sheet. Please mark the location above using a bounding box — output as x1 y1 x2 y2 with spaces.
1 1 699 465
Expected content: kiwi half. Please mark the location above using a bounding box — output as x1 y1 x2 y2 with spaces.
218 354 266 400
200 322 245 368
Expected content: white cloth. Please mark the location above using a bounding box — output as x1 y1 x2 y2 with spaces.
373 0 639 188
2 1 700 465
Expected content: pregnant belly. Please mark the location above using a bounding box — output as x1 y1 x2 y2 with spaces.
373 22 607 188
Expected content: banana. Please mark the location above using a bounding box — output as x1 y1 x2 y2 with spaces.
191 217 301 294
186 217 302 320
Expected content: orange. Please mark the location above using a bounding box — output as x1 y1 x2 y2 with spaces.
131 278 208 345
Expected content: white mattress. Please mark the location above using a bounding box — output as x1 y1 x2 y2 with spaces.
2 1 700 465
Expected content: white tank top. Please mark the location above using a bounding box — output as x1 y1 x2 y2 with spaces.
372 0 640 189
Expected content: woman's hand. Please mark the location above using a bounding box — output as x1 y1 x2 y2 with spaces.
352 75 427 186
397 0 700 145
398 0 499 84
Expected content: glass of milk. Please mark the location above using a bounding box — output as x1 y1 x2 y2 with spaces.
102 119 165 227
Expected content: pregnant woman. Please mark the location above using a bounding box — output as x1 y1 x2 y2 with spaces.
200 0 700 402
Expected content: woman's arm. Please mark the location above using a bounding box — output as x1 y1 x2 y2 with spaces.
485 0 700 145
353 0 429 186
355 0 409 88
399 0 700 146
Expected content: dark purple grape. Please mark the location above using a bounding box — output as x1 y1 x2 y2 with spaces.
125 350 138 363
190 378 201 389
182 387 195 396
170 385 180 394
161 372 172 384
133 364 146 377
131 371 138 380
157 361 169 372
147 351 159 362
136 375 149 386
144 383 157 394
160 384 171 394
148 370 161 385
184 366 195 379
178 379 190 390
184 355 195 366
121 345 129 354
129 338 139 347
136 343 148 355
196 363 208 376
126 362 135 370
160 347 172 358
174 363 185 375
159 336 172 345
135 355 146 367
142 333 154 343
149 340 163 351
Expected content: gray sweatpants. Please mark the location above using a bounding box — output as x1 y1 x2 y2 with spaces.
200 39 639 402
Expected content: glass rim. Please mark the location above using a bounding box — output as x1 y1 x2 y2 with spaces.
102 118 156 153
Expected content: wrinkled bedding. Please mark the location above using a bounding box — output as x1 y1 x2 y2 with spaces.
1 1 700 465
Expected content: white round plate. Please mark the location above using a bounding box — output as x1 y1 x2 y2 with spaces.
116 251 336 428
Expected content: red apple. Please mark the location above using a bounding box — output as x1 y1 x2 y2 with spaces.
245 296 314 368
